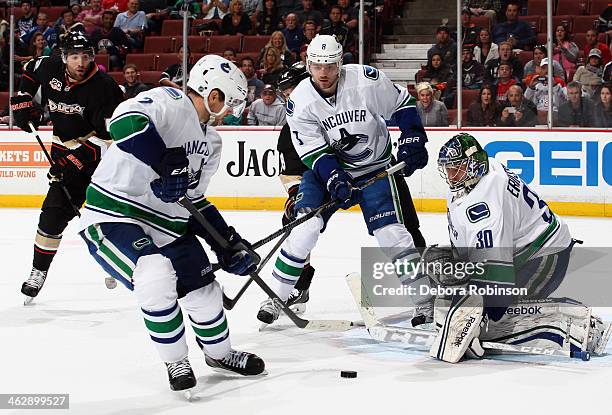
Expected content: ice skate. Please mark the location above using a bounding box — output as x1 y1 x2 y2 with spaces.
257 298 282 328
22 267 47 305
165 356 196 395
205 349 265 376
286 288 309 315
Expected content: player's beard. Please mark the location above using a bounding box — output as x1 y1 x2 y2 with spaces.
66 62 93 82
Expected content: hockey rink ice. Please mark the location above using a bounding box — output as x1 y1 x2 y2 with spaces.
2 208 612 415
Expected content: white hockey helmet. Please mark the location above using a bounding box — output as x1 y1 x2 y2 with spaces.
306 34 343 73
188 55 248 118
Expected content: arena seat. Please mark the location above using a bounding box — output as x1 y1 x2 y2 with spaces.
242 36 270 53
144 36 175 53
125 53 157 71
207 35 242 53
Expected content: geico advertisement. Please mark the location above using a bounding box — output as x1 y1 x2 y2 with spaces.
0 129 610 206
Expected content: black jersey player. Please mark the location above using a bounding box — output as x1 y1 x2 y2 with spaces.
274 62 427 316
10 32 124 303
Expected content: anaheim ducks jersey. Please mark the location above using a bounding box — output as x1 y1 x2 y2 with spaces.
286 64 417 177
78 87 222 247
447 158 571 287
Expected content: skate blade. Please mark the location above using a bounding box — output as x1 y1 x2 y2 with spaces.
289 304 306 315
105 277 117 289
258 322 269 332
23 296 34 306
208 366 268 377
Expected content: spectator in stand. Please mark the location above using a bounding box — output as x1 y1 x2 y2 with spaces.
201 0 229 20
463 0 501 23
282 13 305 54
22 13 58 50
459 46 484 89
221 0 252 35
467 84 500 126
498 84 537 127
17 0 36 37
258 30 294 67
415 82 448 127
170 0 202 19
71 4 83 19
485 41 523 83
592 83 612 127
159 45 193 88
240 56 264 106
103 0 129 12
460 8 480 48
492 1 535 50
303 20 317 44
523 45 565 81
524 58 566 115
260 46 286 85
257 0 281 35
28 32 52 58
241 0 263 24
552 24 579 82
140 0 171 35
247 84 286 125
78 0 104 34
56 10 87 40
473 28 498 66
420 52 453 91
91 10 131 71
492 62 517 102
320 5 354 62
295 0 323 28
299 43 307 63
427 26 456 67
223 47 238 63
337 0 358 31
114 0 147 49
4 27 30 71
121 63 150 98
574 49 605 97
276 0 294 20
556 81 594 127
583 29 611 66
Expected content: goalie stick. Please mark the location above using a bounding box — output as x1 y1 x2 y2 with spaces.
180 196 355 331
345 273 591 361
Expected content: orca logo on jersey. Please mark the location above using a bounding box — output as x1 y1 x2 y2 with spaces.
333 128 368 152
466 202 490 223
138 97 153 104
132 237 151 250
363 65 379 80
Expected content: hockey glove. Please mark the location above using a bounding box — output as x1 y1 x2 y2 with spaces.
216 227 259 276
282 184 300 226
397 134 428 177
326 168 361 210
50 141 104 177
150 147 189 203
10 95 42 133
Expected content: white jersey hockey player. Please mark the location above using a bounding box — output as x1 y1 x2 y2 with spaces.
257 34 431 325
78 55 265 391
429 133 610 363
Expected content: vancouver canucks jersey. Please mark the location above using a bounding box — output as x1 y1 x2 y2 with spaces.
447 158 571 287
78 87 222 247
286 64 417 177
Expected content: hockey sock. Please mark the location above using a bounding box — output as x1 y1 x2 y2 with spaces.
33 228 62 272
272 249 307 301
180 282 231 360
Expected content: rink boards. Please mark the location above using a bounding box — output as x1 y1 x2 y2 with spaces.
0 127 610 217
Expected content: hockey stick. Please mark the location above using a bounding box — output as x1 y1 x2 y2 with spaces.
222 231 291 310
29 122 81 218
345 273 591 360
250 161 407 249
180 196 355 331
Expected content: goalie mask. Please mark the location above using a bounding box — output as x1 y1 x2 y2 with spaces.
438 133 489 196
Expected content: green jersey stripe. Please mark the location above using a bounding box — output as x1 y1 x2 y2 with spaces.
108 113 150 144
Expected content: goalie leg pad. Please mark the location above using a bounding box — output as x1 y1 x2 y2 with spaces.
133 254 188 363
430 294 484 363
180 281 230 360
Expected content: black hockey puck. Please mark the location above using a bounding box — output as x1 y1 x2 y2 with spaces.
340 370 357 378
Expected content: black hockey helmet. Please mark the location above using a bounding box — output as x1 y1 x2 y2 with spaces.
277 62 309 92
61 32 95 59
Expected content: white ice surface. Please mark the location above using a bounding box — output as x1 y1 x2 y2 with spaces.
1 209 612 415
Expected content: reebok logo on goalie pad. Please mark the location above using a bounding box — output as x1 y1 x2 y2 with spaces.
505 306 542 315
453 316 476 347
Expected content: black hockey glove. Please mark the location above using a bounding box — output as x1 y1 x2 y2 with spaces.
282 184 299 226
49 141 103 178
215 227 259 276
326 168 361 210
397 134 428 177
150 147 189 203
10 95 42 133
